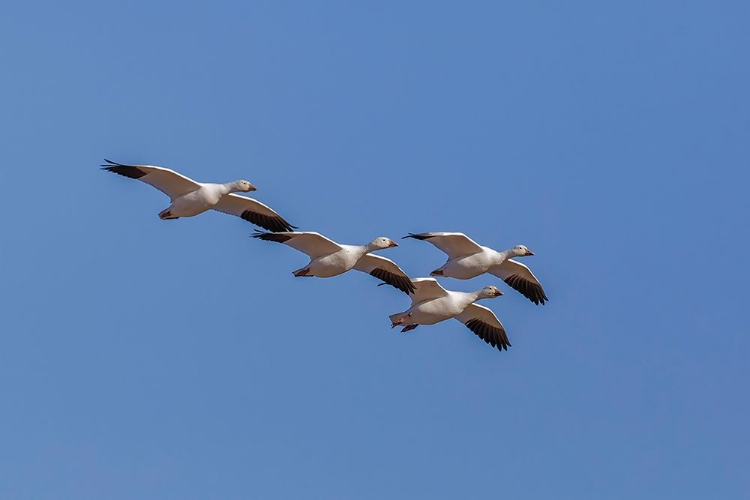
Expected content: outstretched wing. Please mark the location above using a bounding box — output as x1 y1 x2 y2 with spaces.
408 277 450 305
252 231 342 259
213 194 296 232
403 232 483 258
101 159 200 200
455 303 511 352
353 254 416 294
490 259 548 305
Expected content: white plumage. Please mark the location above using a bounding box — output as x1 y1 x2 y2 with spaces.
101 159 295 232
389 278 511 352
102 157 549 355
403 232 548 305
253 231 416 295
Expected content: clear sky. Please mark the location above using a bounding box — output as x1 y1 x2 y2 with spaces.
1 1 748 498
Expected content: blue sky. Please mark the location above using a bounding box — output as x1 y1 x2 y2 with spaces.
1 1 748 498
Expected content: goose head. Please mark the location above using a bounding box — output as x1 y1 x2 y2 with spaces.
368 237 399 250
511 244 534 257
479 285 504 298
232 180 257 192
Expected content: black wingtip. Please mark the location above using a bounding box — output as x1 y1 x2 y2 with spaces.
465 319 512 353
503 274 548 306
101 158 121 167
402 233 430 240
252 230 292 243
370 269 416 295
100 161 147 179
240 210 296 233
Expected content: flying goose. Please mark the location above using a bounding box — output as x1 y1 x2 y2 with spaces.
101 159 295 232
403 232 548 305
252 231 416 294
389 278 511 352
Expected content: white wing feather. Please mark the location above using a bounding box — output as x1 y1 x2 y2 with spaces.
259 232 342 260
408 277 450 305
101 160 200 200
405 232 483 258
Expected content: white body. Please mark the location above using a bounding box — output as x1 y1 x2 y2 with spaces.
397 290 479 326
307 244 369 278
167 183 232 218
435 246 507 279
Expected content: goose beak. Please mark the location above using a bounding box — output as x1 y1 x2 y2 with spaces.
248 184 258 192
525 250 535 256
495 290 504 296
388 240 398 247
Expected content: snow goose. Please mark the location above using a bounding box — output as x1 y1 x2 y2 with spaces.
389 278 511 352
252 231 416 294
403 232 548 305
101 159 295 232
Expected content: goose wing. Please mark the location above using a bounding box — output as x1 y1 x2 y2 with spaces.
353 255 416 294
490 259 548 305
213 194 295 232
408 277 450 305
252 231 342 259
403 232 483 258
101 159 200 200
455 303 511 352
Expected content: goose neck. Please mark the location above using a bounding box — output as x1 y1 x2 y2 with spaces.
224 181 244 194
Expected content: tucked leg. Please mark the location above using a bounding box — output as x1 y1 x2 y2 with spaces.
158 208 178 220
390 312 411 328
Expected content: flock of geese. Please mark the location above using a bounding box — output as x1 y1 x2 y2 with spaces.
102 159 548 353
